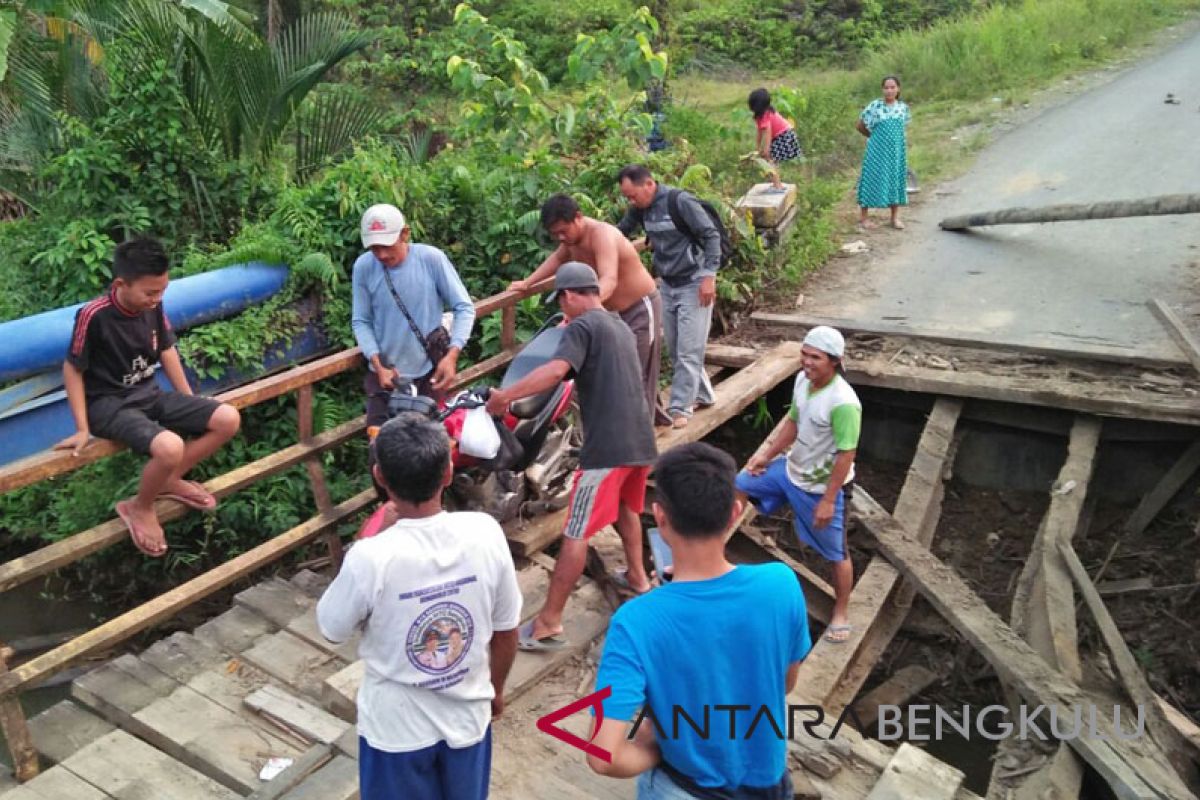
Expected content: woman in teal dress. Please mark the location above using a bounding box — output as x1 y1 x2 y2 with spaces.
856 76 911 230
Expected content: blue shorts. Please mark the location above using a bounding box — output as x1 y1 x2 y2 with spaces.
359 728 492 800
735 458 847 561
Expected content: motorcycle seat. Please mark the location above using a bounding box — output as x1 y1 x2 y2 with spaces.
502 320 565 419
510 387 556 419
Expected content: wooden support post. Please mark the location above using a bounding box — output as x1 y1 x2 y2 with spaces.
298 385 340 571
852 489 1195 800
0 645 38 782
988 416 1101 800
1149 299 1200 374
501 304 517 351
812 398 962 714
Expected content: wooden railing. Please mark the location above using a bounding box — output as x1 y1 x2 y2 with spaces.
0 276 551 781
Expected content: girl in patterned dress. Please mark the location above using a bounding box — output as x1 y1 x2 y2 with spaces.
855 76 911 229
749 88 802 192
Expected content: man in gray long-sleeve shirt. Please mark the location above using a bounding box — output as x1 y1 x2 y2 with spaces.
617 165 718 428
352 203 475 432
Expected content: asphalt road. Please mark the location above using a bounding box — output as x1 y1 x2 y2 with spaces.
804 23 1200 364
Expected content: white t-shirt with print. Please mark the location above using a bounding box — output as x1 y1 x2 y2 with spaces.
785 373 862 494
316 510 522 752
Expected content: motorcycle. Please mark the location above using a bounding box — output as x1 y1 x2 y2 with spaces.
358 313 580 538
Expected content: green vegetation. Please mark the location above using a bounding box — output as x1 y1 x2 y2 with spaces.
1 0 1197 600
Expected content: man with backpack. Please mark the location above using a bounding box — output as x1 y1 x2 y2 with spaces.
617 165 725 429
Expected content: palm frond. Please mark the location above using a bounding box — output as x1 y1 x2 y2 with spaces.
293 90 385 182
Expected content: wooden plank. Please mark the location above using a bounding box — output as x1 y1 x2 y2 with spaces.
844 361 1200 428
26 701 114 766
195 605 279 655
246 745 333 800
753 310 1188 370
277 754 358 800
989 416 1101 800
72 654 305 795
811 398 962 712
0 489 375 698
0 766 111 800
1158 698 1200 759
244 685 349 745
853 666 941 731
1149 299 1200 374
321 662 362 723
60 729 241 800
853 489 1195 800
133 680 306 794
285 609 359 664
1123 438 1200 537
240 630 346 703
505 580 611 705
0 416 365 594
508 342 805 556
236 579 315 628
1060 540 1195 781
866 743 964 800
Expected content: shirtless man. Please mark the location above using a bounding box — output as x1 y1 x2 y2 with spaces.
510 193 667 426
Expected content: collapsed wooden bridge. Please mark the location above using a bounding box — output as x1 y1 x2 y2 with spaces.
1 282 1198 799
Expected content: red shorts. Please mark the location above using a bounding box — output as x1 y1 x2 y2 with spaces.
562 466 650 541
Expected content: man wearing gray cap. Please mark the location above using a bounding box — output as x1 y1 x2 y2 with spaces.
736 326 861 644
488 262 658 650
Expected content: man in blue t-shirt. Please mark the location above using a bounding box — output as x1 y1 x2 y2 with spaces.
587 442 812 799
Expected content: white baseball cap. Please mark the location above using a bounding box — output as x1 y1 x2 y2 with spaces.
361 204 406 248
803 325 845 359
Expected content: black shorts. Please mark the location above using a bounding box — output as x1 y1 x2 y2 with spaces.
87 388 222 456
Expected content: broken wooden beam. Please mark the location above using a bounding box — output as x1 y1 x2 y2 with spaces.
852 488 1196 800
1123 438 1200 538
853 665 942 732
815 397 962 714
1148 299 1200 375
1059 539 1198 785
989 415 1101 800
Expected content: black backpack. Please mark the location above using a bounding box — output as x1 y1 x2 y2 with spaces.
665 188 734 269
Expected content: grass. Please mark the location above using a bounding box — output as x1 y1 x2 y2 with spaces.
668 0 1200 303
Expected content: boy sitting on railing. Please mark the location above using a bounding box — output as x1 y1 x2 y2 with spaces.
57 238 241 557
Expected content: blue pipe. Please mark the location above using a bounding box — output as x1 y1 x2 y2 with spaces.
0 262 289 383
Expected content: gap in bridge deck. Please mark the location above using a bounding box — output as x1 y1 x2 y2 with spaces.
730 384 1200 796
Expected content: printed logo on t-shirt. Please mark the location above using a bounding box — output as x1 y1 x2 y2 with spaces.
407 601 474 678
122 355 155 387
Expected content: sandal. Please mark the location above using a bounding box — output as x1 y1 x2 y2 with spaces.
159 480 217 511
518 620 568 652
610 569 653 596
116 500 168 557
823 624 852 644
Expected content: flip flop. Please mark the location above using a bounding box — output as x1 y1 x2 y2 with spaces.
159 480 217 511
610 570 652 596
518 620 568 652
823 624 852 644
671 416 689 430
116 500 168 558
